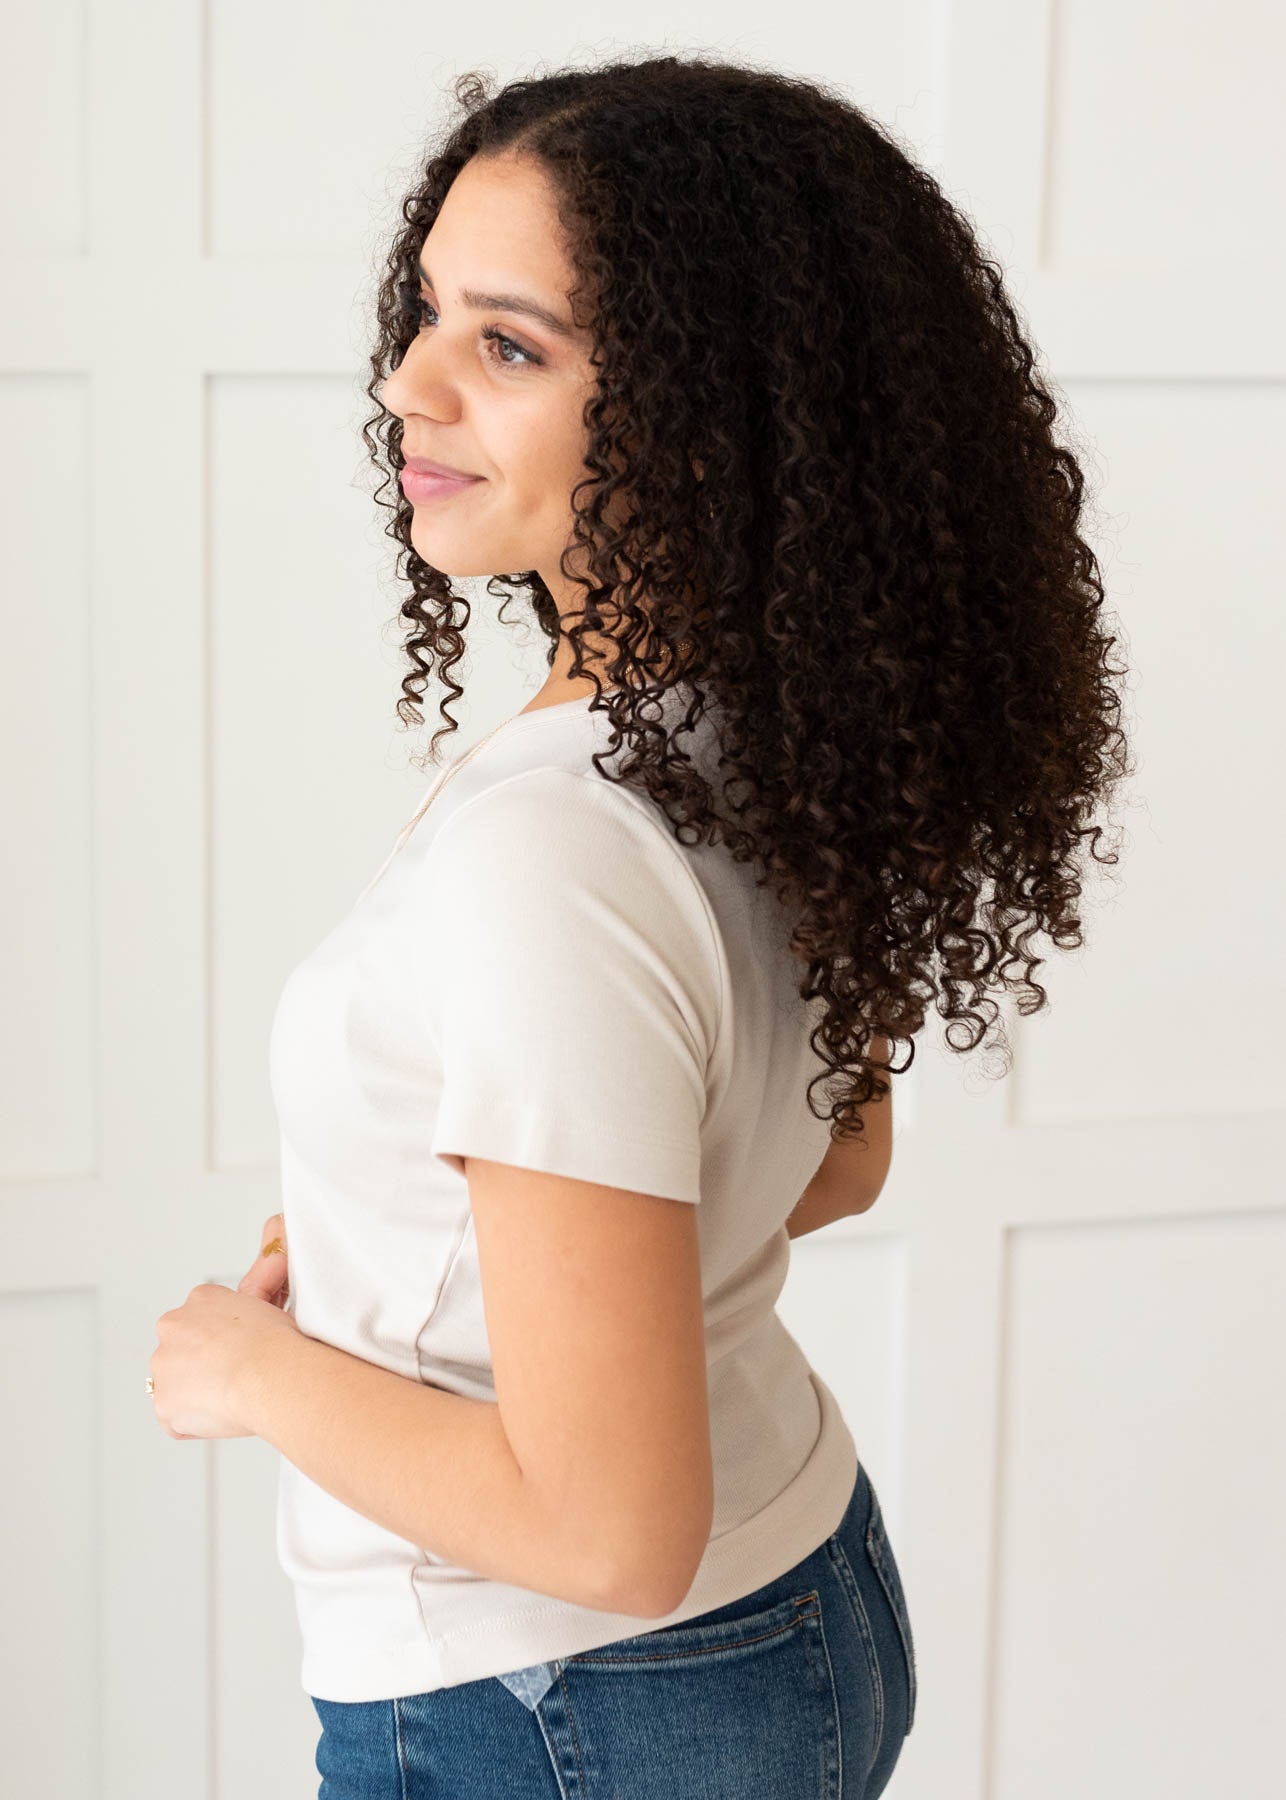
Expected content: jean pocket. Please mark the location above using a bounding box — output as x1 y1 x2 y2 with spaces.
560 1591 842 1799
564 1587 825 1667
865 1486 918 1733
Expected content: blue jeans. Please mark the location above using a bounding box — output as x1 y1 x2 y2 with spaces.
311 1459 917 1798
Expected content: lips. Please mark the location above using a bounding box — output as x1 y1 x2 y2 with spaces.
402 454 483 481
399 461 486 504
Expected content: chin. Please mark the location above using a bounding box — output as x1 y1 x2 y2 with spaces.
408 525 498 580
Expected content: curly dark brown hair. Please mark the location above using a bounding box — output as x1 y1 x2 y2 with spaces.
359 51 1134 1144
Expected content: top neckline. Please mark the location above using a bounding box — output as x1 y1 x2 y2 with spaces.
352 681 698 913
504 690 599 725
496 679 695 734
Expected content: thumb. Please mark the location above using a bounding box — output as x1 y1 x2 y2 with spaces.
238 1238 288 1303
237 1267 286 1307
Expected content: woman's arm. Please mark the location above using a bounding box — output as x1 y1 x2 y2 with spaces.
244 1331 630 1615
786 1174 870 1238
787 1038 894 1238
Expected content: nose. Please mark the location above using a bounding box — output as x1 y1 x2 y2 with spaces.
382 329 463 425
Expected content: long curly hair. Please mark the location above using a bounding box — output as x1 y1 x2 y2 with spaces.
359 51 1134 1144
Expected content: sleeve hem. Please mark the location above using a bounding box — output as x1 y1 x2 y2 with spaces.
430 1100 703 1205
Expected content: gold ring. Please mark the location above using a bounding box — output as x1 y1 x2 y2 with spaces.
262 1236 285 1257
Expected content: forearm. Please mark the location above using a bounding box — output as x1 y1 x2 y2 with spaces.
245 1327 621 1614
786 1176 860 1239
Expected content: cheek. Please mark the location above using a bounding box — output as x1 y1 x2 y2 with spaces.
505 418 590 508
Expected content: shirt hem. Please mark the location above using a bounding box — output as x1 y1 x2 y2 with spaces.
299 1369 859 1703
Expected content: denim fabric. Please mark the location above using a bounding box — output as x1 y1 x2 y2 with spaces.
310 1459 917 1798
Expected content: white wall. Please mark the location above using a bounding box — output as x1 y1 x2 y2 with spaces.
1 3 1282 1795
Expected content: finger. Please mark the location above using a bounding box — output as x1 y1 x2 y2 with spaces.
237 1218 287 1299
238 1261 285 1294
237 1246 288 1302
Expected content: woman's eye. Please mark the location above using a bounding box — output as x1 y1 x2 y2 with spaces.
479 324 541 368
413 295 542 369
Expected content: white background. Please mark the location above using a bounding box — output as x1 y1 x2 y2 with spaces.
1 2 1282 1795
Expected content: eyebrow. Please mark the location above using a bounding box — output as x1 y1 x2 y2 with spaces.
415 256 578 341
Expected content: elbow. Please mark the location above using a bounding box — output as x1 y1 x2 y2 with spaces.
855 1144 894 1213
852 1167 890 1213
609 1506 712 1621
616 1559 701 1622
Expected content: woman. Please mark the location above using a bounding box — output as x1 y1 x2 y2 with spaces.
149 50 1130 1799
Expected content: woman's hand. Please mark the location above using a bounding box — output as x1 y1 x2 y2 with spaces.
150 1216 301 1440
237 1213 290 1310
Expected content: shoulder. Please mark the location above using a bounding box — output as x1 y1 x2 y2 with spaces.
433 765 678 861
423 765 725 1034
431 766 715 931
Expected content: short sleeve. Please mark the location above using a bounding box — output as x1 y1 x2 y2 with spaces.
418 767 723 1203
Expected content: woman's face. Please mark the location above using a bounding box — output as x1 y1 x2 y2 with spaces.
380 151 602 602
